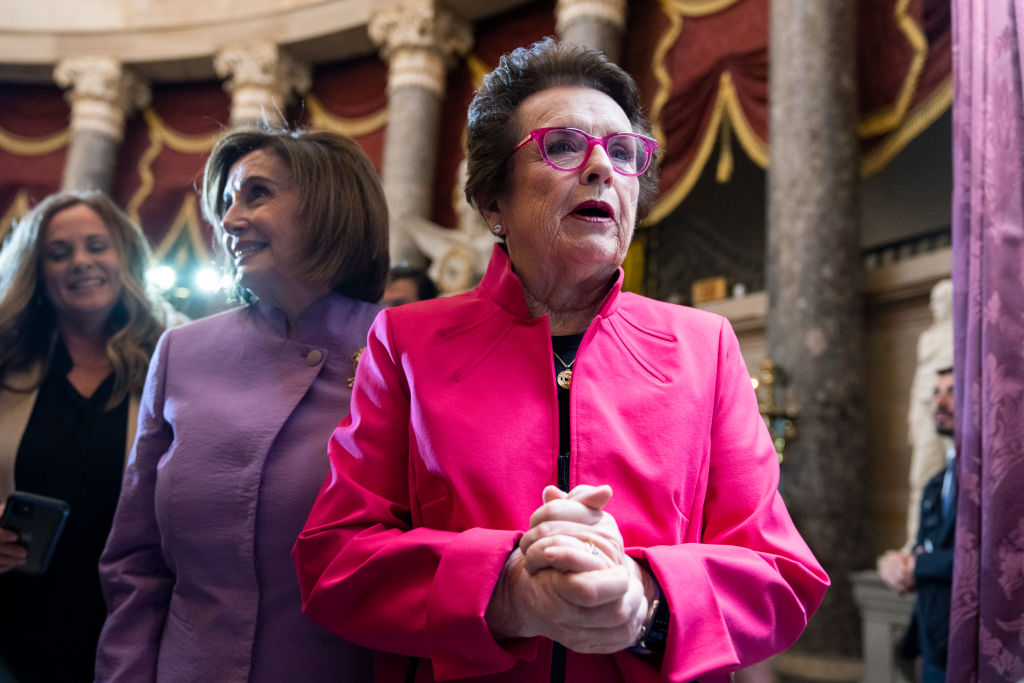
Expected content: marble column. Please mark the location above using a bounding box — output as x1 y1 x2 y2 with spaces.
369 0 472 267
54 57 150 193
214 41 311 128
766 2 868 681
555 0 627 63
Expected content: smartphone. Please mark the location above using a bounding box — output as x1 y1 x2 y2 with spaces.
1 491 70 575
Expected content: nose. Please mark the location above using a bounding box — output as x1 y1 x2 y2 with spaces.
69 244 92 269
221 201 247 235
580 142 615 186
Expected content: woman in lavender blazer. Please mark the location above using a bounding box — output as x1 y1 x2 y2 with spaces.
95 127 388 682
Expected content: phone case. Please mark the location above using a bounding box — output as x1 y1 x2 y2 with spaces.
1 491 70 575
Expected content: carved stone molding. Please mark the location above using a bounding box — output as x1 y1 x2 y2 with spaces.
53 56 150 140
369 0 472 95
555 0 627 33
214 41 311 125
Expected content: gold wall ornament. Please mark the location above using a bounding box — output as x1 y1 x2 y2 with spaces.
754 359 798 463
348 347 365 389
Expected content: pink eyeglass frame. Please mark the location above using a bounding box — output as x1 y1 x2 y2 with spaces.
510 126 659 176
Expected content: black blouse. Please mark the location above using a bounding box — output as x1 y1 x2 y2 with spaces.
0 340 127 682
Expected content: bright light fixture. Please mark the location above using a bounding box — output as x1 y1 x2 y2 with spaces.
147 265 177 291
195 267 221 293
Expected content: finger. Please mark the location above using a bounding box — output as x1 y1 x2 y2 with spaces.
524 536 616 574
551 566 632 608
529 498 604 529
542 485 567 504
566 484 613 511
540 543 616 573
0 543 27 564
521 519 607 552
0 528 21 543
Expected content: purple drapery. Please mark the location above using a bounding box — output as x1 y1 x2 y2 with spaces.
949 1 1024 681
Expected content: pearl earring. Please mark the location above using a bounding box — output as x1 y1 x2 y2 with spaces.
492 224 503 235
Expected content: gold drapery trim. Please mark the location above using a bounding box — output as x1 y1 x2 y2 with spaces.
1 190 31 241
126 109 221 222
648 0 684 148
622 231 646 293
647 0 766 225
306 94 388 137
466 54 490 89
862 74 951 178
646 0 944 226
646 70 765 225
0 126 70 156
152 196 211 263
858 0 929 138
666 0 742 16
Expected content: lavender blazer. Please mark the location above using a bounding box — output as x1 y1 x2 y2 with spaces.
96 293 378 682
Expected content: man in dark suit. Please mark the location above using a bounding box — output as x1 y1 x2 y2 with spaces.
878 367 956 682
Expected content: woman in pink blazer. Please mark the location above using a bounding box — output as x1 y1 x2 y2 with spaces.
294 39 829 683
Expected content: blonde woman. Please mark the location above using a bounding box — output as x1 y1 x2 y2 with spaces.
0 190 178 681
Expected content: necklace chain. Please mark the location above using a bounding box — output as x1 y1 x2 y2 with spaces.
553 350 576 390
553 351 576 370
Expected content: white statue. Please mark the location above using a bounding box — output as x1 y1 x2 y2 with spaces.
405 158 497 295
904 278 953 549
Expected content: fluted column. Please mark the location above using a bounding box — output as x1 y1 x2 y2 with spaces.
214 41 311 128
54 57 150 193
555 0 627 63
767 2 866 681
370 0 472 267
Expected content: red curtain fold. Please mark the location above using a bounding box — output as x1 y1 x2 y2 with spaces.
0 84 68 237
301 54 389 172
628 0 952 222
433 0 556 230
112 80 230 261
949 0 1024 680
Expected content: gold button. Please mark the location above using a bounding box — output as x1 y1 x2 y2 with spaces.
306 349 323 366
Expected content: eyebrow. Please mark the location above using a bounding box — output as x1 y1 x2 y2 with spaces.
223 174 277 199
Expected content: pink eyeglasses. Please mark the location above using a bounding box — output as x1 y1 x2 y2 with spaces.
510 127 658 176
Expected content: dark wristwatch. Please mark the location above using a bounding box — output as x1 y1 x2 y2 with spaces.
627 582 670 659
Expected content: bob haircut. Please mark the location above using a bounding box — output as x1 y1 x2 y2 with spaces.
0 190 166 408
465 37 658 222
201 126 389 304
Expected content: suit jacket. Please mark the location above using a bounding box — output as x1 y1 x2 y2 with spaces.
900 464 956 666
294 245 829 683
97 294 379 682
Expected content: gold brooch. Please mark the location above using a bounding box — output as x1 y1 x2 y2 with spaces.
348 347 365 388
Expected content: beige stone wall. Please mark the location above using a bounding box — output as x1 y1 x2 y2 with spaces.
6 0 322 31
699 247 952 558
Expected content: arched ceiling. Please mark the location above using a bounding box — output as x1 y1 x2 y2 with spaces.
0 0 533 82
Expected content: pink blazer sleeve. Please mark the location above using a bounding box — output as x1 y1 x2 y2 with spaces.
293 314 535 680
620 320 828 680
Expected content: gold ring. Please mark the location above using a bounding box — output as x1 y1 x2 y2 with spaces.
584 541 600 556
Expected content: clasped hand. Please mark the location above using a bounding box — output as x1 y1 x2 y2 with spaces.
487 484 653 653
877 549 916 594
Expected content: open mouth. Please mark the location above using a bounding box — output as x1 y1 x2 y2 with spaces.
234 242 268 262
68 277 107 290
571 201 615 221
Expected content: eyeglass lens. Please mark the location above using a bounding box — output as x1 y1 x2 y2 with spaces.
541 129 650 175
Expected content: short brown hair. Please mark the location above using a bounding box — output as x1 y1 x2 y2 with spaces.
202 126 389 303
465 38 658 220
